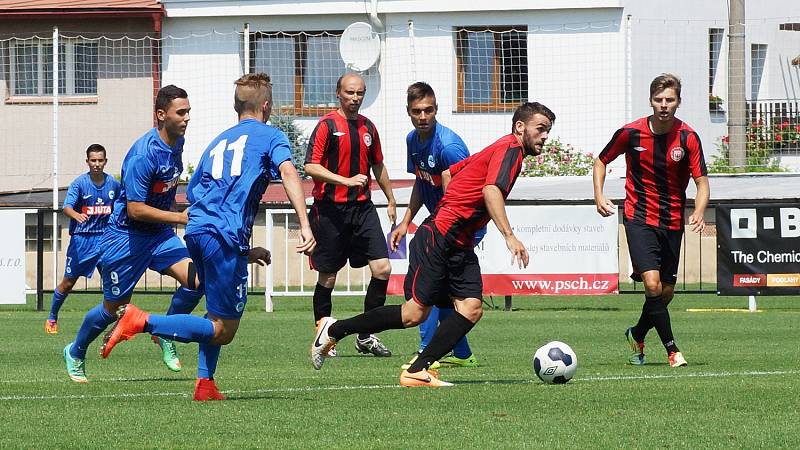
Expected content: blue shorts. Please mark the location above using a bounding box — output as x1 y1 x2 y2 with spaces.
185 232 249 320
64 234 103 279
99 227 190 301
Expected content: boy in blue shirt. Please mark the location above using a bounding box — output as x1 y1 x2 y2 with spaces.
389 82 483 370
46 144 120 334
63 85 203 382
99 73 315 400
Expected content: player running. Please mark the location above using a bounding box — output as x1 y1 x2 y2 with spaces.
99 73 315 400
312 102 555 387
390 82 484 370
46 144 120 335
63 85 203 383
593 73 709 368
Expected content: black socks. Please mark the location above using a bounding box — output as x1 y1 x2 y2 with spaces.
328 304 404 341
408 311 475 373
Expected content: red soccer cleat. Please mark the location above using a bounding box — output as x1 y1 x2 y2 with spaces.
100 304 149 359
193 378 226 401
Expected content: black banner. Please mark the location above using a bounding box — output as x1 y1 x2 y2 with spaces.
717 204 800 295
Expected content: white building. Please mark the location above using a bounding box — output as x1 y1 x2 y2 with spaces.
158 0 800 174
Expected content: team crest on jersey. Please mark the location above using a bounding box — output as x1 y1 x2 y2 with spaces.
363 133 372 147
670 147 685 162
109 190 115 199
427 155 436 168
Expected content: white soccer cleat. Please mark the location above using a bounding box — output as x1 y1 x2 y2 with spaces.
310 317 338 370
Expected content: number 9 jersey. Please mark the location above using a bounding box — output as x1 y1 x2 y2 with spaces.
185 118 293 253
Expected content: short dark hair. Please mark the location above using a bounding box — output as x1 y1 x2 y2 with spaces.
406 82 435 105
511 102 556 132
155 85 188 118
86 143 106 159
649 73 682 99
234 73 272 115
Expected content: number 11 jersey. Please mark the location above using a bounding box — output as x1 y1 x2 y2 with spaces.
186 118 293 253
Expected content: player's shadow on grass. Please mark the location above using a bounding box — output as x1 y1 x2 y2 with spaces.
535 307 622 312
116 376 195 383
221 394 300 401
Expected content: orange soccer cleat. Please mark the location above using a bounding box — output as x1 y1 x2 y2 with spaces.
399 369 453 387
45 319 59 335
100 304 149 359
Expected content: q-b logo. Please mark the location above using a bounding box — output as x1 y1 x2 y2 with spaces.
731 208 800 239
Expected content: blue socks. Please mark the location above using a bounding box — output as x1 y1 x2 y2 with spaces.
71 303 116 359
144 314 215 344
418 306 440 351
48 288 68 321
419 306 472 359
198 342 221 379
167 287 203 316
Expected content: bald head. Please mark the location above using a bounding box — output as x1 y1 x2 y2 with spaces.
336 72 366 119
336 72 365 93
234 73 272 119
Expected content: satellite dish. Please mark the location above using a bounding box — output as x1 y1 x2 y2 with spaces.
340 22 381 72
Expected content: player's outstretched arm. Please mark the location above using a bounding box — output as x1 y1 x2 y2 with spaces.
372 162 397 225
127 201 188 225
688 175 710 234
483 185 528 269
592 158 615 217
279 160 316 255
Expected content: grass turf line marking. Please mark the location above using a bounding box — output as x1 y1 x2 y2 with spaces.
1 370 798 401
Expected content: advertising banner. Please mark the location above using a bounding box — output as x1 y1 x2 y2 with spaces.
0 210 27 304
717 204 800 295
384 205 618 296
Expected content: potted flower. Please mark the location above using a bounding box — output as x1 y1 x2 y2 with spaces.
709 93 724 111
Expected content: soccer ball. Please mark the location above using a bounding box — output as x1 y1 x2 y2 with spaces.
533 341 578 384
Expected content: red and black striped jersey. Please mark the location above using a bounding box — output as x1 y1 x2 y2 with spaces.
305 111 384 203
598 116 707 230
433 134 525 248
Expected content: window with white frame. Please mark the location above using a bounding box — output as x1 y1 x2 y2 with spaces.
750 44 767 100
8 38 98 97
250 31 346 116
708 28 724 94
455 26 528 112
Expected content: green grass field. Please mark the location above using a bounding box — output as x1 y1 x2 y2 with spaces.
2 293 799 449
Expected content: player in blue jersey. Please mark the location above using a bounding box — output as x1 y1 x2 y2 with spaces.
98 73 315 400
46 144 120 335
389 82 483 370
63 85 204 383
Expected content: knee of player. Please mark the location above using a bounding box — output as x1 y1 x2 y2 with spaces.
318 272 337 288
457 300 484 323
370 260 392 279
642 281 662 296
212 328 238 345
401 302 427 327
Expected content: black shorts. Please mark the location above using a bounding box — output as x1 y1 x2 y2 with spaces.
403 220 483 306
308 200 389 273
624 219 683 285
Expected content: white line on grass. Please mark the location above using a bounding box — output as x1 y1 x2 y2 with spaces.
1 369 798 401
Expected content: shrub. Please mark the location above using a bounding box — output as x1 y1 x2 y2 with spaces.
270 114 309 177
709 120 787 173
521 138 594 177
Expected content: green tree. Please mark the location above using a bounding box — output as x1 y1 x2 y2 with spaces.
270 114 309 177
